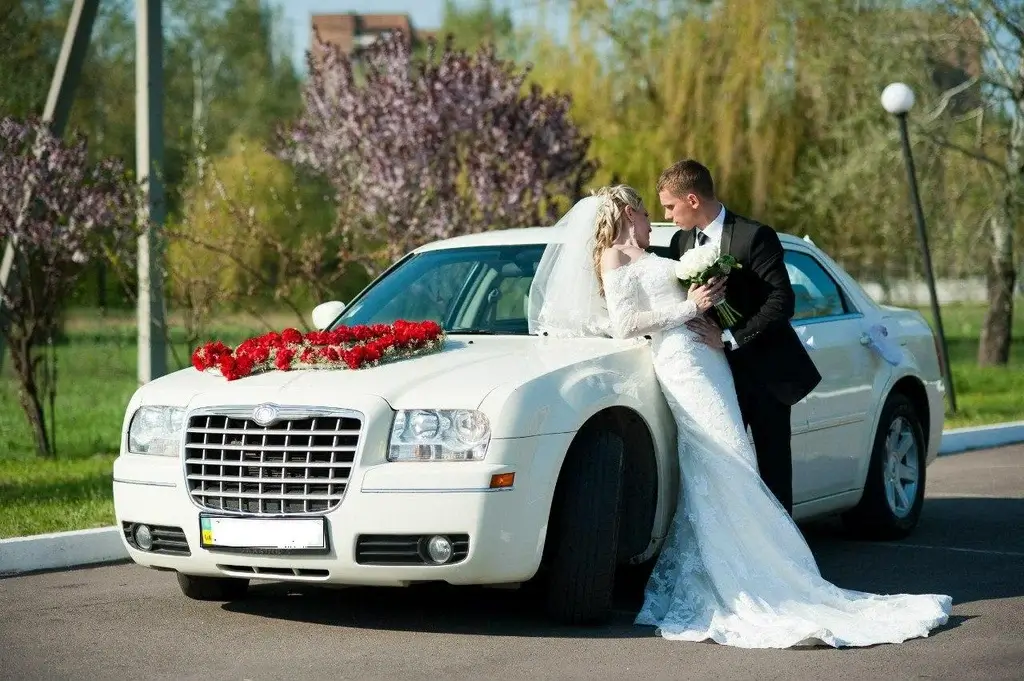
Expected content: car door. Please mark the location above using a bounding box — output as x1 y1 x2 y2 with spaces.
784 247 888 503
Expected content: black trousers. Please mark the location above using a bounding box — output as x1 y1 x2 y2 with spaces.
735 380 794 515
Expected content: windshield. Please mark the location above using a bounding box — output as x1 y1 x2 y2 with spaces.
334 244 549 335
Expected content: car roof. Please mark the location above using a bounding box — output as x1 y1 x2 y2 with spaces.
413 223 814 253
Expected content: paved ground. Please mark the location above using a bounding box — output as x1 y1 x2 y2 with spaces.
2 445 1023 681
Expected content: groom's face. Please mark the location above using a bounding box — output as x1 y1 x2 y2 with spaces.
659 188 700 230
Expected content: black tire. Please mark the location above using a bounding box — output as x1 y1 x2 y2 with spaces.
842 393 927 540
176 572 250 601
544 427 625 625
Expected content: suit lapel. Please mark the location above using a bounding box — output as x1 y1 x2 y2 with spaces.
720 209 735 257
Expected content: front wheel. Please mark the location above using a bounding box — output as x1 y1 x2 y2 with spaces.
543 426 625 625
842 393 927 539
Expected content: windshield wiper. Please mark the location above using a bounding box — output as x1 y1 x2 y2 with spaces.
447 329 497 335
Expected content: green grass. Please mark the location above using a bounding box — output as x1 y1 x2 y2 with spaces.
0 303 1021 538
0 309 299 539
915 303 1024 429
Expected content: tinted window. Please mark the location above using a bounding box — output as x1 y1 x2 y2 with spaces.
784 250 849 319
335 245 548 335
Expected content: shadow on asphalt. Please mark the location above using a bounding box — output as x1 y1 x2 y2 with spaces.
222 495 1021 638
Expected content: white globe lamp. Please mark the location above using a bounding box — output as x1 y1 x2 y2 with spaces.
881 82 915 115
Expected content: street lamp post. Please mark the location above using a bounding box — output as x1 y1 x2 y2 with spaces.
881 82 957 414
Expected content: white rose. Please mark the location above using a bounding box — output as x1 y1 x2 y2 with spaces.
675 243 719 280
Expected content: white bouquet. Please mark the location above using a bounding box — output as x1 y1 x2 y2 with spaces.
674 243 743 327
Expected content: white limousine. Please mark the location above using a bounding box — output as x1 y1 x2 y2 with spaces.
113 224 946 624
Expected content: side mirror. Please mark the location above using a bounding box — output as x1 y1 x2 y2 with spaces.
311 300 346 330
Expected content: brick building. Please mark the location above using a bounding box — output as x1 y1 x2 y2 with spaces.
310 12 437 56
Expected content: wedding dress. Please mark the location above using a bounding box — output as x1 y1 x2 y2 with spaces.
600 250 953 649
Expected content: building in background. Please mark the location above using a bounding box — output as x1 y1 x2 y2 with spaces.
310 12 437 57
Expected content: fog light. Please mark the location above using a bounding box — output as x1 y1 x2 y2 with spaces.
134 524 153 551
424 535 453 564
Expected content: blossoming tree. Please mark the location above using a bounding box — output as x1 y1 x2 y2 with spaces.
0 117 135 457
279 31 596 276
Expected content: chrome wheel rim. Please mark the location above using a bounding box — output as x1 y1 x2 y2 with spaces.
883 416 920 519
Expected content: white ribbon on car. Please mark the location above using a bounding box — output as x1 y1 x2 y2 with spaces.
865 323 904 366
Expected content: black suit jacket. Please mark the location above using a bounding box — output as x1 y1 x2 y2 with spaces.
669 210 822 406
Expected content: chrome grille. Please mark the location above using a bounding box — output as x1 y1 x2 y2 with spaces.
184 408 362 515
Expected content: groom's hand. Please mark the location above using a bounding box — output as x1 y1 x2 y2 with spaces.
687 316 724 349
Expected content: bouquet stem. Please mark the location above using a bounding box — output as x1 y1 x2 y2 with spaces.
715 301 743 328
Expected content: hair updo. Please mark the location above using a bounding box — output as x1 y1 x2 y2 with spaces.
591 184 645 296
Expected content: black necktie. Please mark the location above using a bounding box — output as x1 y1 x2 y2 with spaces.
696 230 708 246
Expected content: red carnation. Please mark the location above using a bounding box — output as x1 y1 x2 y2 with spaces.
234 356 254 378
275 348 295 371
219 355 237 380
282 327 303 344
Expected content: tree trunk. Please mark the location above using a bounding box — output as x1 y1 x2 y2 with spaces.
977 208 1016 365
10 339 54 458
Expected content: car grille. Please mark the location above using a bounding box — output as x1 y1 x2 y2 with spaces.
184 407 362 515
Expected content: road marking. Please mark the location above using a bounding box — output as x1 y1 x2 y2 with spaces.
864 542 1024 558
927 492 1024 499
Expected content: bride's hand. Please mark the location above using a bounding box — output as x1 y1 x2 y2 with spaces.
688 277 727 313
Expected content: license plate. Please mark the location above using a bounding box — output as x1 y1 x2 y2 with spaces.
199 514 327 552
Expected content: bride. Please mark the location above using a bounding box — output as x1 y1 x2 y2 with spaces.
527 185 952 649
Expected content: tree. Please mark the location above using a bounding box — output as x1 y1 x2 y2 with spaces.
925 0 1023 365
439 0 519 58
522 0 807 219
780 0 991 285
0 117 135 457
0 0 64 119
162 0 303 214
279 31 595 276
165 135 336 362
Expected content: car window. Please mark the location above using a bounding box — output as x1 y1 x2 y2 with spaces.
336 245 547 335
783 250 849 319
372 260 478 325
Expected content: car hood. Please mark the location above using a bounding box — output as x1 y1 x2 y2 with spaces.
133 335 639 411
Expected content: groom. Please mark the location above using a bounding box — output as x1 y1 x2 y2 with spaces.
660 159 821 515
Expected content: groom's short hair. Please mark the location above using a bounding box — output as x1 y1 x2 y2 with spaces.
657 159 715 200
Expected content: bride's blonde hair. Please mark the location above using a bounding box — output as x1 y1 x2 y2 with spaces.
591 184 646 296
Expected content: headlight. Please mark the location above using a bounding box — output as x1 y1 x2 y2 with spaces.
127 406 186 457
388 409 491 461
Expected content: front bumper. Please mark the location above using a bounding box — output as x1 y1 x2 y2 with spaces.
112 431 573 586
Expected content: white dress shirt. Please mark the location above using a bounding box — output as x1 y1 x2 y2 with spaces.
695 204 739 350
696 204 726 248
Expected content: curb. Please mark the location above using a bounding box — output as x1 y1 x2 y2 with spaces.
0 525 127 577
938 420 1024 456
2 422 1023 578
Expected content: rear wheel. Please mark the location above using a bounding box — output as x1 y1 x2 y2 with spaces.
176 573 249 601
842 393 926 539
543 426 625 625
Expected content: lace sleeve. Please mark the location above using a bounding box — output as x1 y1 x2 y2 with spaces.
603 266 698 339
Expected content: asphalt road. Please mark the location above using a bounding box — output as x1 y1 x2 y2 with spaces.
2 445 1023 681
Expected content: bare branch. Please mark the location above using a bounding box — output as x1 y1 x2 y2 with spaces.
919 128 1006 172
980 0 1024 44
164 228 310 325
965 4 1017 92
921 75 981 124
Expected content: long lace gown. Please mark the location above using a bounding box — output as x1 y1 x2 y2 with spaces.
601 252 952 649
